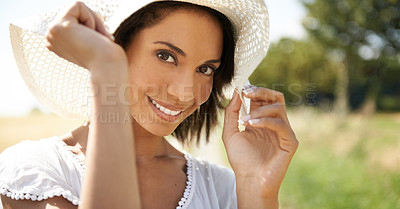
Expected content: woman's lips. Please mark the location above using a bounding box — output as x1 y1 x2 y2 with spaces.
148 96 184 122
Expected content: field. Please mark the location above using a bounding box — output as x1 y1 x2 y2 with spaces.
0 112 82 152
1 108 399 208
281 109 400 209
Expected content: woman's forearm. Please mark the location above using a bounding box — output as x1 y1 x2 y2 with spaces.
79 58 141 209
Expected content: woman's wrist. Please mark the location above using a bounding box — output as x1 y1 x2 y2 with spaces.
88 48 132 114
236 176 280 209
89 65 129 87
88 44 129 84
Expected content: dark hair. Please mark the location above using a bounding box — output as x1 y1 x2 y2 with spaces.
114 1 235 145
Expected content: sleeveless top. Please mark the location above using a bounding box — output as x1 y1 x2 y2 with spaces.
0 136 237 209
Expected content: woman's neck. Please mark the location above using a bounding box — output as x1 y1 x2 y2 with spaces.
132 120 168 159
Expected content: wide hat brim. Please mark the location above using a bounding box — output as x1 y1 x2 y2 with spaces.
10 0 269 120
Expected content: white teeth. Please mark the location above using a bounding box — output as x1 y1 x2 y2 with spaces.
160 106 166 112
164 109 171 115
150 98 182 116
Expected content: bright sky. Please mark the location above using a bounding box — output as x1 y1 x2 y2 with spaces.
0 0 306 117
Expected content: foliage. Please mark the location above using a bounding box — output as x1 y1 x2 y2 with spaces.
302 0 400 58
250 0 400 111
300 0 400 111
250 39 337 108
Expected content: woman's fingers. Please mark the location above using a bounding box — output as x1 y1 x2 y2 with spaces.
246 117 285 134
63 2 113 39
240 102 291 126
86 5 114 39
45 1 120 69
238 86 298 151
222 90 242 141
246 117 298 152
240 103 284 121
61 2 94 28
240 85 291 125
243 85 285 108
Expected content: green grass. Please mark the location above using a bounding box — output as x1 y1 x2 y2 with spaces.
281 148 400 209
279 109 400 209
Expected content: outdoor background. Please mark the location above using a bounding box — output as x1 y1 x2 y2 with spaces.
1 0 399 208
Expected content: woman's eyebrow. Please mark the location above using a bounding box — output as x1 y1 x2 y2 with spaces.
153 41 186 56
205 59 221 64
153 41 220 64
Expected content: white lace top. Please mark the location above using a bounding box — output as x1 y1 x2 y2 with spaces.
0 136 237 209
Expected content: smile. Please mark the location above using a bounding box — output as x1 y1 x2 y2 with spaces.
148 96 184 120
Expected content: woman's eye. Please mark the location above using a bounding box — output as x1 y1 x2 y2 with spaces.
157 51 175 63
198 66 214 76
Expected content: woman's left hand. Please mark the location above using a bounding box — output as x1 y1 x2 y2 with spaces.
222 85 298 200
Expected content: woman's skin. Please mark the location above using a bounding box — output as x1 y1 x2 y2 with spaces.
1 2 298 209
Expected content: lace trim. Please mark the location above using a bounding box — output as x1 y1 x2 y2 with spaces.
54 137 86 178
0 184 79 205
0 137 83 206
176 153 194 209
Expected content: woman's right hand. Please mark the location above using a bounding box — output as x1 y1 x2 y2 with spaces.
46 1 126 71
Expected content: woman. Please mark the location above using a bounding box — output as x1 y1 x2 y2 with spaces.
0 0 298 208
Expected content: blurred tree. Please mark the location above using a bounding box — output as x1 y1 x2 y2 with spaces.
301 0 400 114
250 38 337 108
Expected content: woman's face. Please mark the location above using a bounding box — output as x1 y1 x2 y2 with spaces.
126 10 223 136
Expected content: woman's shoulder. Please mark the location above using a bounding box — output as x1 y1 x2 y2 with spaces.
184 152 237 208
1 137 61 162
0 136 82 205
0 136 81 171
186 153 235 182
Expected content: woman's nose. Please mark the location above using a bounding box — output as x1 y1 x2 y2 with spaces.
167 72 195 102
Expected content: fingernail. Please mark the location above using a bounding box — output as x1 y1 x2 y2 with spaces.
240 115 251 123
248 119 260 125
244 84 252 89
238 119 245 125
110 35 115 41
244 84 256 89
243 88 254 95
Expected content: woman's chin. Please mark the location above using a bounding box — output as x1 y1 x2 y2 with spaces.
145 125 177 137
132 118 178 137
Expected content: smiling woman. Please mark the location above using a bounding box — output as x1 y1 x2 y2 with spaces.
0 0 298 209
113 2 234 143
118 4 228 140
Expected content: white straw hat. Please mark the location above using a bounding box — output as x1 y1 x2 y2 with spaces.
10 0 269 120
